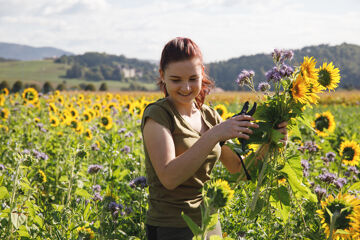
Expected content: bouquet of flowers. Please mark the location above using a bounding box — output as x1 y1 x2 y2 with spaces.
229 49 341 212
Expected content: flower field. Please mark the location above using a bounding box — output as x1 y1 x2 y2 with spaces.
1 88 360 239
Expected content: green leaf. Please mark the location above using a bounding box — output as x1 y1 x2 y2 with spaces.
11 212 27 229
280 163 317 202
0 186 9 200
249 197 265 219
203 213 218 231
34 215 43 227
17 225 30 237
270 128 284 143
270 186 291 222
59 175 69 182
348 182 360 191
113 169 129 181
84 202 91 221
181 212 202 236
51 204 65 212
75 188 92 199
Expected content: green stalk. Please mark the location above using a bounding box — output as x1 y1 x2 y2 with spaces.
250 151 269 211
7 153 23 237
327 211 339 240
66 155 76 208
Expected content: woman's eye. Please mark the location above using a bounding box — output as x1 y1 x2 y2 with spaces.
190 78 198 81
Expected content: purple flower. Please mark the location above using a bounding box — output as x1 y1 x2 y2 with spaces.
22 149 31 155
125 206 133 215
92 192 103 201
129 176 147 189
257 82 271 92
301 159 310 171
0 164 5 171
87 164 103 174
314 185 326 200
92 185 101 193
236 69 255 87
279 64 294 77
118 128 126 134
91 143 99 151
116 120 124 126
265 67 282 82
271 49 294 63
348 166 359 174
124 132 134 138
121 146 131 154
334 178 347 189
318 171 336 184
298 141 319 153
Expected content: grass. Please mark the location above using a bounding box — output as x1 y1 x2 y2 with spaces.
0 60 158 91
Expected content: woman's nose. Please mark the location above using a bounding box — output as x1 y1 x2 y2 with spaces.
181 82 190 91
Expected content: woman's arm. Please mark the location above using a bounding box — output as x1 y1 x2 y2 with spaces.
143 115 258 190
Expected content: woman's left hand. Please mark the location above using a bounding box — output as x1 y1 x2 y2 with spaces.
276 121 288 144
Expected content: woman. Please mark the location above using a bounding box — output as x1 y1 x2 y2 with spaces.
141 37 287 240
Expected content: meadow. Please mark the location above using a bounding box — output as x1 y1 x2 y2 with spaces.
0 89 360 239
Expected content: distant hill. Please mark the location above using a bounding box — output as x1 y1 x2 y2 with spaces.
207 43 360 90
0 42 73 61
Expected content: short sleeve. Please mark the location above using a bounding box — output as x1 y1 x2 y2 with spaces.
141 104 174 132
201 104 223 127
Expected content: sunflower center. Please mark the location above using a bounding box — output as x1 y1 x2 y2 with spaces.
101 117 109 125
315 116 329 131
217 109 224 116
343 147 355 161
25 92 35 101
324 202 352 230
1 111 5 118
71 120 78 129
318 69 331 87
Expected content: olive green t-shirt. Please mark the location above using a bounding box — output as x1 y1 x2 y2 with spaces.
141 97 222 227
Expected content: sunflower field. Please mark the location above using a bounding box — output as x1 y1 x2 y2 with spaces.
0 85 360 239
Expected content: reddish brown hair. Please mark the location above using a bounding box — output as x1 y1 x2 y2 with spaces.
158 37 214 108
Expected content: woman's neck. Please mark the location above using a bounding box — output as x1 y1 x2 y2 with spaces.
167 97 198 117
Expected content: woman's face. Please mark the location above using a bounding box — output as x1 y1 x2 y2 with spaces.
160 57 203 107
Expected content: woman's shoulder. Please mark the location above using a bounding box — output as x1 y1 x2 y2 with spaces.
201 104 222 125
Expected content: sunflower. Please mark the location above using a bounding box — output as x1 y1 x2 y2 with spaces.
93 103 102 112
129 101 143 118
214 104 228 119
0 108 10 120
77 94 84 102
291 74 310 104
38 170 47 183
305 79 322 104
54 90 60 97
22 88 39 105
316 193 360 239
105 93 113 101
311 111 336 137
84 129 93 140
68 107 79 119
48 103 58 114
1 88 9 96
82 110 92 122
100 115 113 130
222 112 235 120
340 140 360 166
75 124 84 135
56 96 65 105
0 95 5 106
77 226 95 239
301 56 319 80
49 115 60 127
317 62 341 91
69 119 80 130
205 179 234 209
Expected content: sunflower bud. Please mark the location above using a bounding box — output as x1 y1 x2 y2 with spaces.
205 179 234 209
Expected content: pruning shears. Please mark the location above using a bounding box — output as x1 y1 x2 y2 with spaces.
232 101 257 180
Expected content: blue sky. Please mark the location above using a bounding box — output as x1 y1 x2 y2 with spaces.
0 0 359 62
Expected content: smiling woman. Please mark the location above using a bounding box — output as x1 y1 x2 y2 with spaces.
140 37 279 240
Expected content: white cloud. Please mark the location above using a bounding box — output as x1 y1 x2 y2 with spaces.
0 0 359 61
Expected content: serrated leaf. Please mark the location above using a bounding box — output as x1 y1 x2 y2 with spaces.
348 182 360 191
181 212 202 236
11 212 27 229
281 163 317 202
59 175 69 182
204 213 218 231
75 188 92 199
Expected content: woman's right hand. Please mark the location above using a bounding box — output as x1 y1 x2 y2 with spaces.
212 115 259 142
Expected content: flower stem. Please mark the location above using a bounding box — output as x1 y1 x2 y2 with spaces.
250 152 269 211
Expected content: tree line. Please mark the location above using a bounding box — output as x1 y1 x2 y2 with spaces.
207 43 360 90
55 52 158 83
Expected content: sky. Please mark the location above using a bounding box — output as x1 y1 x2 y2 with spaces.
1 0 360 63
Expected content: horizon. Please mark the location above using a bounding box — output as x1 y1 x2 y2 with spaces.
1 0 360 62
